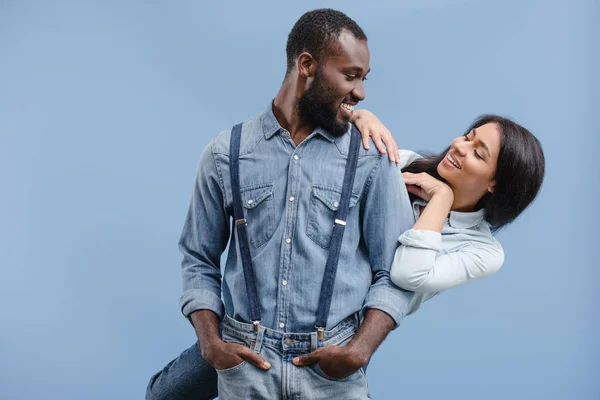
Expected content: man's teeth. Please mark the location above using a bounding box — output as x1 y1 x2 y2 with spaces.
341 103 355 112
447 153 461 169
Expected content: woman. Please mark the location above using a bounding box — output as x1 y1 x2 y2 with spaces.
352 110 545 315
146 111 545 400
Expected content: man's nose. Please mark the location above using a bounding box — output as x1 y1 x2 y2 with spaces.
352 80 365 102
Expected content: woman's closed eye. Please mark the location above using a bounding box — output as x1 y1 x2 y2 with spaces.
464 132 484 160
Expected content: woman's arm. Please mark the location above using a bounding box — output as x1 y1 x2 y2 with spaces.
402 172 454 233
390 234 504 292
390 172 504 292
351 109 400 164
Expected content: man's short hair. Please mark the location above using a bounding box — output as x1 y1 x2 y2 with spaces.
285 9 367 74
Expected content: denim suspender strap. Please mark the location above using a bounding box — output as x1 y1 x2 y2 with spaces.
314 126 361 340
230 123 262 333
230 123 360 337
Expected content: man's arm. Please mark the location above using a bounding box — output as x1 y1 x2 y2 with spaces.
292 308 394 378
178 140 229 320
191 310 271 370
359 155 415 326
179 139 270 371
294 155 415 377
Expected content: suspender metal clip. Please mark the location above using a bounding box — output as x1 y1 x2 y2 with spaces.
235 218 247 225
316 326 325 341
252 320 261 334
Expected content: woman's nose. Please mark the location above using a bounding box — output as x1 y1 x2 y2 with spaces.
452 140 468 156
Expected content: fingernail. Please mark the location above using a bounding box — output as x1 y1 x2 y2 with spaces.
293 357 299 363
264 361 271 368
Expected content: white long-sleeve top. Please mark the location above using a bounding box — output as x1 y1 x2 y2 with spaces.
392 150 504 315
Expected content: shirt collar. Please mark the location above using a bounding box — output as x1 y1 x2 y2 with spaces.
261 102 282 139
412 199 486 229
314 126 339 142
260 101 347 143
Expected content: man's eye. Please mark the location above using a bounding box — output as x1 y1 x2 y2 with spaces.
345 74 356 80
463 133 470 140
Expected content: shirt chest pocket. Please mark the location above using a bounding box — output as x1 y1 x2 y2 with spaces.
306 185 359 249
240 183 275 248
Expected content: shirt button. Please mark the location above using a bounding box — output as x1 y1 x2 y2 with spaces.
294 155 299 160
279 322 285 329
282 280 288 286
247 199 254 205
333 201 339 208
289 196 295 202
285 238 291 244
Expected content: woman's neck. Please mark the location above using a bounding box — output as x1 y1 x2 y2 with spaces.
450 191 480 213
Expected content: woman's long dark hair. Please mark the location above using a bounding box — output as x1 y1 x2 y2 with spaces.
402 115 545 232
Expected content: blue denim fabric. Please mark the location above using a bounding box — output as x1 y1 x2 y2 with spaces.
147 104 416 398
178 103 415 332
216 314 369 400
146 342 217 400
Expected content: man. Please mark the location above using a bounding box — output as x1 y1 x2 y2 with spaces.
147 8 414 399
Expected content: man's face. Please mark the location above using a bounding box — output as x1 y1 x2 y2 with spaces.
298 30 370 136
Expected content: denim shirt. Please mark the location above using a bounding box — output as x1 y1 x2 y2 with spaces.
178 104 415 332
391 150 505 315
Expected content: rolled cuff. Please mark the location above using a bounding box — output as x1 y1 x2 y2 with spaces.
398 229 443 251
362 277 413 329
179 289 225 320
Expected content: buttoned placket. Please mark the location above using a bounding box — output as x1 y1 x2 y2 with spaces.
274 131 309 332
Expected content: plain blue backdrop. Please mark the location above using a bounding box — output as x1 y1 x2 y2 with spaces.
1 1 598 399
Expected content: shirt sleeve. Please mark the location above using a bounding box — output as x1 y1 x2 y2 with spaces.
361 159 416 327
178 139 230 319
397 149 421 169
390 229 504 292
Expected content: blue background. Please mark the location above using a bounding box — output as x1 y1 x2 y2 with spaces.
1 1 598 399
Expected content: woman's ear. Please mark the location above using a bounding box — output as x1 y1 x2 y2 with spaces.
487 180 496 194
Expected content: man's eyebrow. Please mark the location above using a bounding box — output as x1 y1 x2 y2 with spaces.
473 128 490 156
345 66 371 75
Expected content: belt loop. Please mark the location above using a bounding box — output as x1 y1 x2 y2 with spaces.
310 331 319 352
252 325 265 353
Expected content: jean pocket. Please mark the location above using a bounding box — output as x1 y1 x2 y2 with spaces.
215 332 253 374
240 183 275 248
308 330 364 381
306 185 359 248
310 362 365 382
215 360 248 375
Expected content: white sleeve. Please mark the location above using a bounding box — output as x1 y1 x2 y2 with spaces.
390 229 504 292
398 149 421 169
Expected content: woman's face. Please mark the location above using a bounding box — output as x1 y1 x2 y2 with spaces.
437 122 502 202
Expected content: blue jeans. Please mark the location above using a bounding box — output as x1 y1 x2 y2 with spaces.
146 341 217 400
146 314 369 399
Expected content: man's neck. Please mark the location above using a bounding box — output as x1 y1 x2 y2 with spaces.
273 77 316 146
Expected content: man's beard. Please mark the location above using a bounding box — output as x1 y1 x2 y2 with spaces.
297 70 350 137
